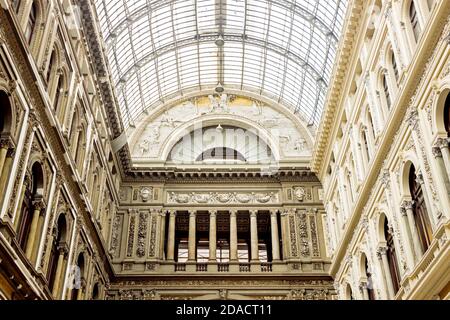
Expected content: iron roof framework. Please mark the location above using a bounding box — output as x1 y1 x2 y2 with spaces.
94 0 347 130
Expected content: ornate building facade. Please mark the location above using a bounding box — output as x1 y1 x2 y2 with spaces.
312 0 450 300
0 0 448 300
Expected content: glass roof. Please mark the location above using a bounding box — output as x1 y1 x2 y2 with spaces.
94 0 348 130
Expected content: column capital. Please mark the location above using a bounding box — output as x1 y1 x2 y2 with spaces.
376 246 388 258
401 200 414 212
32 198 46 211
229 210 237 217
249 210 258 217
436 137 449 150
0 135 15 150
209 210 217 217
57 242 69 256
270 209 278 216
188 210 196 217
415 171 425 186
168 210 177 217
359 282 368 291
432 146 442 158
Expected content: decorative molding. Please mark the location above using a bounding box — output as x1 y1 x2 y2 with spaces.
167 191 280 205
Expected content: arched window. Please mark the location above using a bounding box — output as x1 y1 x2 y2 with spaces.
391 51 399 82
47 214 67 293
196 147 246 162
410 1 421 43
75 129 85 168
24 2 38 44
0 91 12 135
54 74 64 113
367 109 376 139
444 94 450 137
12 0 21 13
17 162 44 251
346 284 355 300
362 129 371 162
409 165 433 253
92 283 100 300
384 217 400 294
71 252 85 300
362 254 376 300
46 49 57 83
383 74 391 110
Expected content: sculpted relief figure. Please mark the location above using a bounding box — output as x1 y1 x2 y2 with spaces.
167 191 279 204
139 139 150 155
294 137 307 152
294 187 306 202
140 187 152 202
208 94 229 113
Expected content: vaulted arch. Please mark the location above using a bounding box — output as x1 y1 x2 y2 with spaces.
94 0 348 129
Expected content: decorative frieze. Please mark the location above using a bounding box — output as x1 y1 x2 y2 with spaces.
297 212 310 257
148 213 158 257
288 214 298 257
167 191 279 205
110 214 121 257
126 215 136 258
136 212 148 258
309 215 320 258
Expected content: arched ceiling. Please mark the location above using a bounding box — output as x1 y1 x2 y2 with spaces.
94 0 348 131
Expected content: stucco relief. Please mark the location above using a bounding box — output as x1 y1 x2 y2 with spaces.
167 191 280 205
131 96 312 161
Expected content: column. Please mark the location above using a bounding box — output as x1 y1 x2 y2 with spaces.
159 211 166 260
188 210 196 261
229 210 238 261
0 139 9 176
436 138 450 183
399 204 416 267
166 211 176 261
31 209 46 262
0 148 14 202
77 278 86 300
14 174 31 230
209 210 217 262
52 244 68 297
359 282 369 300
280 210 289 259
250 210 259 262
270 210 280 261
25 199 45 259
377 247 395 299
416 171 437 225
402 201 423 259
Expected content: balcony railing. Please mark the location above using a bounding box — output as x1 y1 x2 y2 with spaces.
196 263 208 272
175 263 186 272
260 263 272 272
218 263 229 272
172 262 276 272
239 263 251 272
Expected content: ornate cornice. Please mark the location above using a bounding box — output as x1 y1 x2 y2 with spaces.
311 0 366 174
121 168 320 184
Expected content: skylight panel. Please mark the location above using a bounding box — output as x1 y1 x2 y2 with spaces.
94 0 348 130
